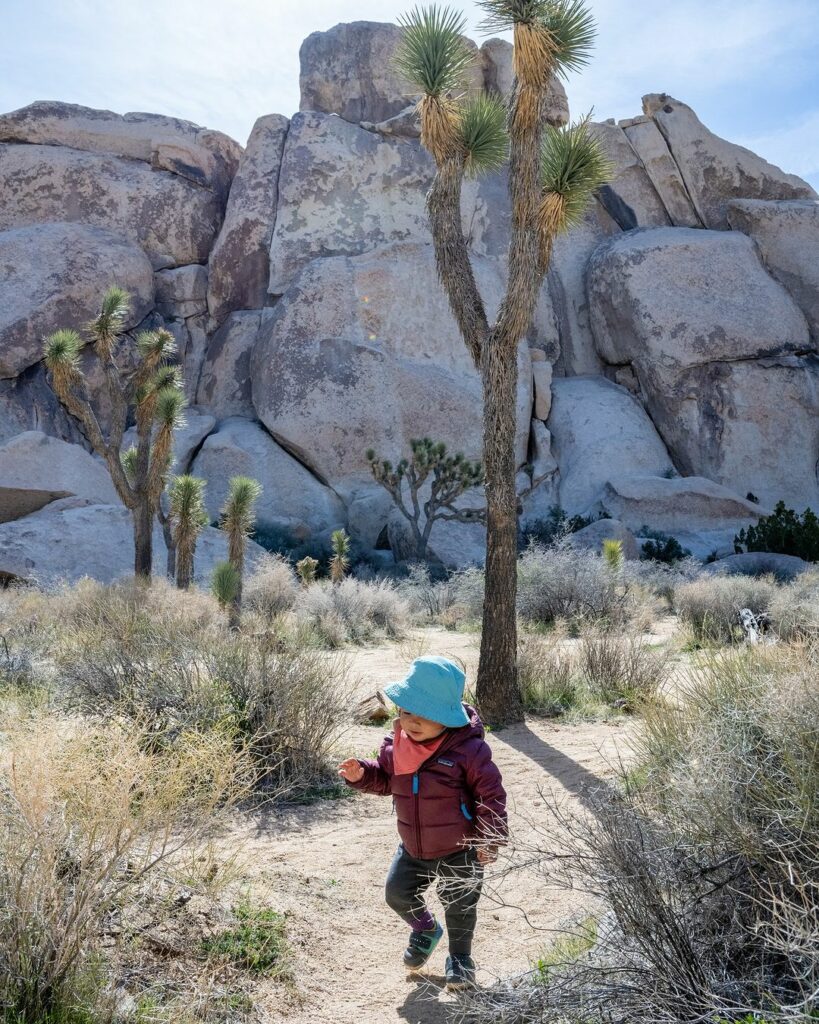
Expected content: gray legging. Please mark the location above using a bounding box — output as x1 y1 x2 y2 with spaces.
385 842 484 957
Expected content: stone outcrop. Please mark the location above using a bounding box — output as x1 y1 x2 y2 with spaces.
0 497 263 585
588 227 818 510
154 265 208 319
190 417 345 539
703 551 811 582
642 93 816 229
0 142 223 267
252 243 534 498
207 114 289 324
299 21 483 126
195 311 262 420
0 101 241 200
590 121 671 228
0 432 119 523
547 376 675 514
619 115 701 227
727 199 819 341
0 222 154 379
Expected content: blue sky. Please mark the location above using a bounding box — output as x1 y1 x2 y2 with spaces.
3 0 818 189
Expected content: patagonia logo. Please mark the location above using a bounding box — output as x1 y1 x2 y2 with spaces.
437 758 455 766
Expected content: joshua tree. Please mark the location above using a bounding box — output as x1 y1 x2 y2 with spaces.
367 437 484 560
169 475 209 589
219 476 262 626
43 286 186 578
329 529 351 584
296 556 319 587
395 1 610 724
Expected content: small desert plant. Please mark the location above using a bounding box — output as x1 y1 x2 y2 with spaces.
329 528 351 583
296 578 409 646
296 555 319 586
366 437 484 559
735 500 819 562
242 554 298 623
675 574 778 643
218 476 262 627
0 711 244 1022
602 537 623 573
395 562 459 621
518 504 596 549
579 628 669 709
200 895 289 977
768 568 819 641
211 560 241 623
640 528 692 563
518 631 580 716
169 474 209 589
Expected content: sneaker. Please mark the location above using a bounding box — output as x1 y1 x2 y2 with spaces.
403 919 444 970
445 954 476 991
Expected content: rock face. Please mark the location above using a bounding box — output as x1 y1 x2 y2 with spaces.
590 121 671 228
547 376 674 514
727 199 819 341
620 116 701 228
195 311 261 420
0 143 223 267
642 94 816 229
207 115 289 324
0 497 263 585
299 21 483 125
703 551 811 582
154 265 208 319
0 432 119 522
0 101 240 200
190 417 346 539
588 227 818 509
0 222 155 379
252 243 533 498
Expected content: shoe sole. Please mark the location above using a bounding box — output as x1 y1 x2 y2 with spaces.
445 979 475 992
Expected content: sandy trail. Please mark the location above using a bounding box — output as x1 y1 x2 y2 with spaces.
222 629 638 1024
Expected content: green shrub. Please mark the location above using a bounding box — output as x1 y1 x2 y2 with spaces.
639 528 692 563
200 896 288 977
734 500 819 562
675 575 778 644
518 504 598 549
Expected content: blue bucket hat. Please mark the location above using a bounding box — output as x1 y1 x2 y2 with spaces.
384 655 470 728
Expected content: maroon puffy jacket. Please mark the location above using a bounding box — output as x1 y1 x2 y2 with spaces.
345 703 507 859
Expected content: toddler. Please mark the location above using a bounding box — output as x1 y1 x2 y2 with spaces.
338 655 507 990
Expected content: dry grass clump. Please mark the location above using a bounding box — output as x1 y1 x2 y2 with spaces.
242 553 299 624
0 710 245 1023
518 626 669 719
769 568 819 640
294 577 409 646
460 640 819 1024
674 573 778 643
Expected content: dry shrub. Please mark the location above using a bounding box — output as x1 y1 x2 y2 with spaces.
295 577 409 645
517 543 660 630
395 563 460 622
461 641 819 1024
243 553 299 624
674 573 778 643
0 711 245 1022
579 628 670 709
769 568 819 640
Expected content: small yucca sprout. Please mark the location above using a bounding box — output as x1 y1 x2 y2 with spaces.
538 113 612 242
211 560 241 609
603 538 624 573
121 445 138 483
296 555 319 587
88 285 130 358
458 94 509 176
330 529 351 584
170 474 209 589
154 386 187 428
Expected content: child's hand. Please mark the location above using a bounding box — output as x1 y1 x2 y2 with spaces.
476 845 498 865
337 758 365 784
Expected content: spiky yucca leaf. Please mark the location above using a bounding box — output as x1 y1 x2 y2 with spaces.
221 477 262 538
136 327 176 362
395 5 475 97
458 93 509 176
477 0 551 31
121 445 138 483
151 364 183 393
211 560 241 608
539 0 596 79
539 113 612 238
153 385 187 427
88 285 130 356
43 329 82 371
170 474 208 526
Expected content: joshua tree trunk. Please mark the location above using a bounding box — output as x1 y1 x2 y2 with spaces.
176 543 193 590
133 495 154 579
476 337 524 723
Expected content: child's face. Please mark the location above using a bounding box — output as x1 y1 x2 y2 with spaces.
398 707 447 741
